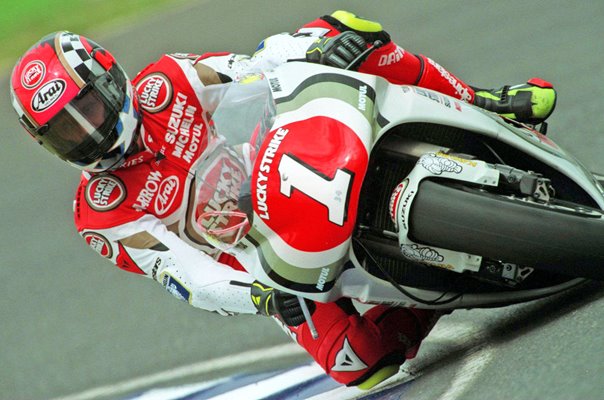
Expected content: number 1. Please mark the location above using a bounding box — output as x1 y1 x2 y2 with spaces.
278 154 353 226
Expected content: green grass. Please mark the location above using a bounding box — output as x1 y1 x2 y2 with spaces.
0 0 187 70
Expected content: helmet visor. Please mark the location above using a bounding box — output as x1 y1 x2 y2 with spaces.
32 73 124 165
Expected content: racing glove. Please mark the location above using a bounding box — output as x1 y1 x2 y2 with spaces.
305 31 367 70
251 280 316 326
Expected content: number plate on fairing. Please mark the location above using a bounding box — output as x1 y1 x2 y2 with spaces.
247 115 369 293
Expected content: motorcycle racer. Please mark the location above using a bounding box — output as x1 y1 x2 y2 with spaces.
9 11 556 388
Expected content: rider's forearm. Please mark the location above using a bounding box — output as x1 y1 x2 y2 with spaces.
79 214 258 316
196 33 316 81
149 222 257 316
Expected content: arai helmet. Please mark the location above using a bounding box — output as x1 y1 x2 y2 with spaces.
10 31 140 172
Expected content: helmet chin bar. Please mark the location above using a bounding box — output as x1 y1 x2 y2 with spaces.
391 152 500 274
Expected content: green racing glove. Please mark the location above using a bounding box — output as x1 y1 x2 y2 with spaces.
305 31 367 70
251 280 316 326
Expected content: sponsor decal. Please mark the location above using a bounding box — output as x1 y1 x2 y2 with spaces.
389 179 408 224
196 153 246 235
436 151 477 167
315 267 330 291
426 57 472 102
399 190 415 231
332 337 368 372
31 79 66 112
377 45 405 67
255 128 289 220
357 85 368 111
413 87 463 112
169 53 200 61
21 60 46 89
400 243 444 263
164 92 205 163
120 154 146 169
161 273 191 302
269 77 282 92
134 170 180 215
85 175 127 211
116 242 146 275
136 73 172 113
155 175 180 215
419 153 462 175
134 171 162 211
83 232 113 258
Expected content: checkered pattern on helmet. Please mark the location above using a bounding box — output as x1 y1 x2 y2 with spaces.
78 81 139 172
59 32 106 83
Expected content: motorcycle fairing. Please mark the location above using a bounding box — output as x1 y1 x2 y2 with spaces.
231 63 598 307
246 112 369 294
375 83 604 209
234 64 378 298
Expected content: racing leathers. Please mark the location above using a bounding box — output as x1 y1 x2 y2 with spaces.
75 15 477 387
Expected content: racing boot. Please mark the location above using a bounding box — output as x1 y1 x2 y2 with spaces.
472 78 557 125
283 300 446 389
355 306 445 389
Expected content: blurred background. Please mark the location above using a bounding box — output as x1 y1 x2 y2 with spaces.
1 1 604 399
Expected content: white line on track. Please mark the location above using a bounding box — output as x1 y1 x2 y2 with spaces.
436 344 494 400
431 320 495 400
51 342 306 400
52 319 494 400
208 363 326 400
305 320 494 400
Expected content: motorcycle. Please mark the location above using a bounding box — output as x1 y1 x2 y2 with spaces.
193 61 604 316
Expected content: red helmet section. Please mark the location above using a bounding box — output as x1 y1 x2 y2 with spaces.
11 34 82 129
10 32 140 172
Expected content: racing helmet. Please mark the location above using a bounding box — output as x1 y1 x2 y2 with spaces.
10 31 140 172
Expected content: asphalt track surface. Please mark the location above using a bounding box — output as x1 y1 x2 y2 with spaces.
2 1 604 399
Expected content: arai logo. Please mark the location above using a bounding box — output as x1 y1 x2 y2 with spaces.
155 175 179 215
31 79 66 112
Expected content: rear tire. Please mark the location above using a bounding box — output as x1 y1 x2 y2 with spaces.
409 180 604 280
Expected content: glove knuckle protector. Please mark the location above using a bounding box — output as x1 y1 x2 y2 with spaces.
250 280 275 316
306 31 367 70
250 280 316 326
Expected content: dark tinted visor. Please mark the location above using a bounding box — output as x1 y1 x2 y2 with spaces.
33 73 125 164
